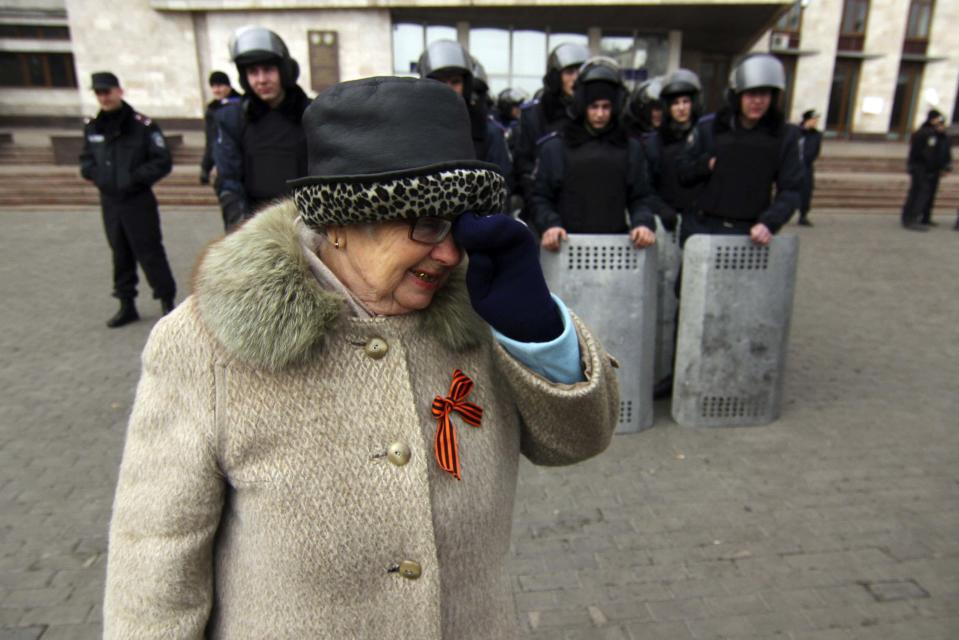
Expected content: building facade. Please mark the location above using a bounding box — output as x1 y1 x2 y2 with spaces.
1 0 957 139
757 0 959 137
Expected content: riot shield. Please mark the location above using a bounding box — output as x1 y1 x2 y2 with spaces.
672 234 799 427
654 216 682 384
541 235 657 434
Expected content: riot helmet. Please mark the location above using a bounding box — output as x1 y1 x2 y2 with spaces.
660 68 702 101
471 56 489 95
543 42 589 95
624 75 664 133
728 53 786 94
418 39 474 98
496 87 529 122
726 53 786 120
660 68 703 125
571 56 626 121
229 26 299 93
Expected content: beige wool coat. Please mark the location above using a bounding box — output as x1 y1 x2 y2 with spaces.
104 201 619 639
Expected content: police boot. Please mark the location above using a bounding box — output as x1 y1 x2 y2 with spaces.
106 298 139 328
797 215 813 227
161 297 176 316
953 213 959 230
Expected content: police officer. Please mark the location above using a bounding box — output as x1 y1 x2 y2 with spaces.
530 57 657 251
796 109 822 227
513 42 589 205
642 69 705 233
79 72 177 328
623 76 665 139
494 87 529 152
214 26 311 231
678 54 803 247
901 109 952 231
199 71 240 188
418 41 511 184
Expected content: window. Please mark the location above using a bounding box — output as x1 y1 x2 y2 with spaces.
0 24 70 40
391 23 457 76
840 0 869 35
600 33 669 89
0 52 77 88
905 0 934 40
469 28 587 96
392 22 666 95
838 0 869 51
775 2 803 33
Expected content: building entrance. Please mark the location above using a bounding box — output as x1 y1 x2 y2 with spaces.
889 61 923 140
827 58 860 136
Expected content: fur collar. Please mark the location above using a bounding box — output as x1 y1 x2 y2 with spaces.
192 201 489 371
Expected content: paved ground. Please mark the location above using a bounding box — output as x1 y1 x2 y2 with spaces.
0 206 957 639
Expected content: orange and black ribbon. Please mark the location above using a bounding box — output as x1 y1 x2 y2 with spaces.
432 369 483 480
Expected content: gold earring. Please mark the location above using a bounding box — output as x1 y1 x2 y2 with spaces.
333 238 341 249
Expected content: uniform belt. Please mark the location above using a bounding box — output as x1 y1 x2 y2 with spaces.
701 212 753 229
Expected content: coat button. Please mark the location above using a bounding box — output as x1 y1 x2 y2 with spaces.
399 560 422 580
364 337 388 359
387 442 411 466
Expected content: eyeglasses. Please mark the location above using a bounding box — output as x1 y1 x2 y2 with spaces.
409 216 453 245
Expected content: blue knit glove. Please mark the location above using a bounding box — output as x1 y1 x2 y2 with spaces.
452 213 564 343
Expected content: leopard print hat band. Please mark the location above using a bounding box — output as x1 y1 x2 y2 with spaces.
291 167 507 229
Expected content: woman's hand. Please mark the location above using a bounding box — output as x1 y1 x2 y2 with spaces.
453 214 564 343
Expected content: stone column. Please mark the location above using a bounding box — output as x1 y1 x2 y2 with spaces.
853 0 910 134
792 0 843 124
913 0 959 129
667 30 682 73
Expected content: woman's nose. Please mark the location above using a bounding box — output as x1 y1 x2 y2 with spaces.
431 234 462 266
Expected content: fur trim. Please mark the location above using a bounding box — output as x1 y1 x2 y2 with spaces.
193 200 488 370
291 168 506 229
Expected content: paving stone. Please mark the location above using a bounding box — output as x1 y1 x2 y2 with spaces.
645 597 708 622
0 626 45 640
17 602 91 626
34 624 100 640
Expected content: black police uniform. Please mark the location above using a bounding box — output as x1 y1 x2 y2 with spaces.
642 121 703 232
513 92 573 202
530 121 657 235
80 101 176 304
677 107 803 246
798 126 822 221
200 89 241 185
213 86 311 228
901 121 952 226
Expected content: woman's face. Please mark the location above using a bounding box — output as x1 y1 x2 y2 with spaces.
330 220 463 316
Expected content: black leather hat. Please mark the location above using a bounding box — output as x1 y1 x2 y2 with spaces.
91 72 120 90
289 76 506 229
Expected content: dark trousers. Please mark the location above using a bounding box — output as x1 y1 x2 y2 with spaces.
901 171 940 225
101 190 176 301
799 168 815 218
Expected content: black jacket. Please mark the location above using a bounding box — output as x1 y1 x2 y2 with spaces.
201 90 241 177
799 127 822 169
214 86 311 208
79 101 172 198
513 92 573 199
907 123 952 175
678 107 803 232
530 121 656 234
642 120 702 230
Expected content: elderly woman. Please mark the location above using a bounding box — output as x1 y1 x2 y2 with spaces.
103 77 618 638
